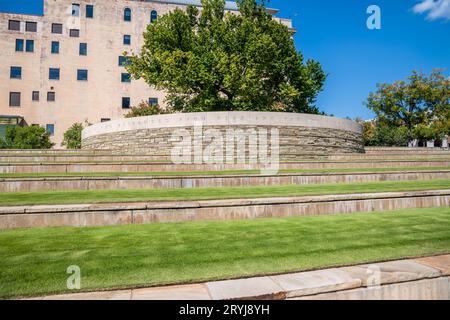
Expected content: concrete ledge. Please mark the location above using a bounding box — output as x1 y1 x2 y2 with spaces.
25 254 450 300
1 190 449 229
0 170 448 192
0 160 448 174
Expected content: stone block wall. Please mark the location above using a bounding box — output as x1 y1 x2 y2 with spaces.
82 112 364 161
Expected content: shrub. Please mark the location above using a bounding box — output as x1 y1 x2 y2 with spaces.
0 126 54 149
62 123 84 149
124 101 167 118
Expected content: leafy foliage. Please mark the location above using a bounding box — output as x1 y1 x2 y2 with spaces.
366 69 450 142
126 0 326 114
62 123 85 149
124 101 167 118
362 121 409 147
0 126 54 149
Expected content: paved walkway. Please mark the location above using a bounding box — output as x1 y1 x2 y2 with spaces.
26 254 450 300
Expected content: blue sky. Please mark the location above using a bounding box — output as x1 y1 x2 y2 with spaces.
1 0 449 119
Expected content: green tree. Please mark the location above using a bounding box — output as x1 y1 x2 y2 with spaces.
0 126 54 149
124 101 167 118
126 0 326 114
62 123 84 149
365 69 450 142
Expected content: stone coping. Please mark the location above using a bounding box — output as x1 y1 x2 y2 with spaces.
82 111 362 140
25 254 450 300
1 189 449 215
0 169 448 182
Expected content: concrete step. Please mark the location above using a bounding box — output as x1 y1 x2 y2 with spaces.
25 254 450 300
1 170 449 192
1 189 449 229
0 160 448 174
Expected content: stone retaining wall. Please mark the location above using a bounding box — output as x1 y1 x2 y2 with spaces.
1 171 449 193
1 190 448 229
82 112 364 161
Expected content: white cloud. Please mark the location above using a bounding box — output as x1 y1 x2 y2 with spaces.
413 0 450 20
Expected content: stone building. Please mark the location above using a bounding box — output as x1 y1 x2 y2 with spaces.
0 0 293 146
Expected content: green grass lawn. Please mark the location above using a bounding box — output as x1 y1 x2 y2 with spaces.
0 166 448 178
0 179 449 206
0 206 449 299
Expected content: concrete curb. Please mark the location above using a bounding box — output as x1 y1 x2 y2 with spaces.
24 254 450 300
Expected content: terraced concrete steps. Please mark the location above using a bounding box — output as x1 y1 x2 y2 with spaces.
1 170 449 192
1 190 449 229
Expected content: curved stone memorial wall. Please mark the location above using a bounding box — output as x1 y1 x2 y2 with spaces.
81 112 364 160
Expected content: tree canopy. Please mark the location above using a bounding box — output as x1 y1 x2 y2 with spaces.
365 69 449 143
126 0 326 114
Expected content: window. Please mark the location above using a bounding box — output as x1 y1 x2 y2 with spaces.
77 69 88 81
123 35 131 45
15 39 24 52
101 118 111 122
121 73 131 83
32 91 40 101
9 92 21 107
124 8 131 22
47 91 55 102
149 98 159 106
79 42 87 55
49 68 60 80
8 20 20 31
118 56 130 66
26 21 37 32
72 4 80 17
46 124 55 136
70 29 80 37
151 10 158 23
51 41 59 54
10 67 22 79
26 40 34 52
86 4 94 18
52 23 63 34
122 97 131 109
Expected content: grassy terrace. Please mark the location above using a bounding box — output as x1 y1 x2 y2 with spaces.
0 166 449 178
0 179 449 206
0 207 449 298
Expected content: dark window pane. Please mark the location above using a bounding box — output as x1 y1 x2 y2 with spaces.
77 69 88 81
49 68 60 80
123 35 131 45
70 29 80 37
52 23 63 34
79 43 87 55
15 39 24 52
26 21 37 32
9 92 21 107
32 91 40 101
46 124 55 136
124 8 131 21
8 20 20 31
118 56 131 66
122 97 130 109
10 66 22 79
101 118 111 123
47 92 55 102
86 5 94 18
149 98 158 106
151 10 158 23
51 41 59 54
121 73 131 83
26 40 34 52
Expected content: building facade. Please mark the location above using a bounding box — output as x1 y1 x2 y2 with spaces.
0 0 293 146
